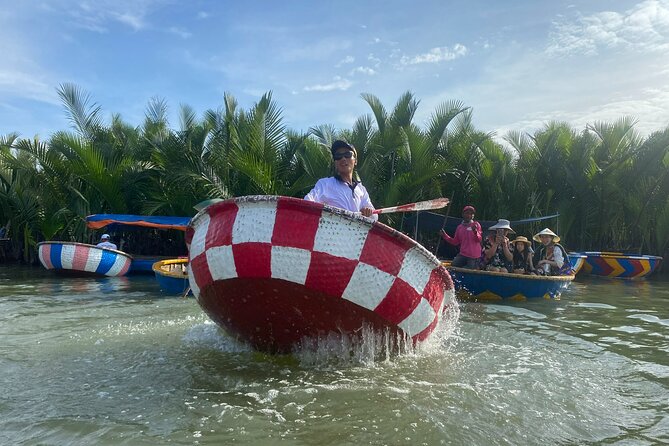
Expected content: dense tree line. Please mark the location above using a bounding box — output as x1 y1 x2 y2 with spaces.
1 84 667 263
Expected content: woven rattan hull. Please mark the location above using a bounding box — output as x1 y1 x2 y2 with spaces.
38 241 132 277
187 196 456 353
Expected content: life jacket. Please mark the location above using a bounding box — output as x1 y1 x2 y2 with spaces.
534 243 573 275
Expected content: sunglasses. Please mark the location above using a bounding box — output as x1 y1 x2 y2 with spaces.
333 151 354 160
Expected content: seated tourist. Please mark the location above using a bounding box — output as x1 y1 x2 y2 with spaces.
512 236 536 274
533 228 571 275
440 205 482 269
481 219 514 272
96 234 118 250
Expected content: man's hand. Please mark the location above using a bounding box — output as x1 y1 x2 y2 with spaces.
361 207 373 217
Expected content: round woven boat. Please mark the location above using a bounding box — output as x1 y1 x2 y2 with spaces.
574 251 663 279
38 241 132 277
186 195 456 353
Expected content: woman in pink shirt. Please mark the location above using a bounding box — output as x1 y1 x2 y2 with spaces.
440 205 482 269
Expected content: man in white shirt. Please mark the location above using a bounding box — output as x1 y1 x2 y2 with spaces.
304 140 377 220
96 234 118 250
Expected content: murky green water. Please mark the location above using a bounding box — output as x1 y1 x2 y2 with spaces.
1 265 668 445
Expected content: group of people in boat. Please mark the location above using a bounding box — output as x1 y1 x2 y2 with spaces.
441 207 571 276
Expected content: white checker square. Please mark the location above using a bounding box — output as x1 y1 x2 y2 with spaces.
206 245 238 280
342 262 395 310
187 263 200 297
398 298 436 337
313 213 369 260
189 213 210 259
271 246 311 285
232 201 277 244
397 247 433 294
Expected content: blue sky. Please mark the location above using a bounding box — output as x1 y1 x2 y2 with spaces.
1 0 668 141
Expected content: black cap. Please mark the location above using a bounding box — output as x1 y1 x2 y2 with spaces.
331 140 357 157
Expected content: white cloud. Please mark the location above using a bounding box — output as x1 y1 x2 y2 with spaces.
349 66 376 76
197 11 210 19
400 44 468 65
304 76 353 92
547 0 669 56
336 55 355 67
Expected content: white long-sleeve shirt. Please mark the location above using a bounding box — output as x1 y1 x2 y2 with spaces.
304 176 377 220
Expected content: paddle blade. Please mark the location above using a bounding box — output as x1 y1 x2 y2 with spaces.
373 197 450 215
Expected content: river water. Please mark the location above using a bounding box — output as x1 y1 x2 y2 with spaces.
1 265 668 445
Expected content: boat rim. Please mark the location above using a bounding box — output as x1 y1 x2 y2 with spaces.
446 264 575 282
37 240 133 259
189 195 448 271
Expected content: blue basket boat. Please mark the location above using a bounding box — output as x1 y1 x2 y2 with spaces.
153 258 190 294
445 264 574 301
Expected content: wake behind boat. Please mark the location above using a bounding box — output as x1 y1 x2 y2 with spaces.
37 241 132 277
186 195 457 353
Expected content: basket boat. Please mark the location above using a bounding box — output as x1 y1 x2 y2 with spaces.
186 195 456 353
445 264 574 301
153 258 190 294
37 241 132 277
574 251 663 279
569 253 587 275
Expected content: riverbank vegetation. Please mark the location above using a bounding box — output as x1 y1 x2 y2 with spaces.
1 84 668 263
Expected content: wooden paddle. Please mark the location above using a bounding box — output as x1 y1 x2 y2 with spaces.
373 197 450 215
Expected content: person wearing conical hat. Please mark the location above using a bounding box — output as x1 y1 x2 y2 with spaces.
511 236 536 274
481 219 514 272
533 228 571 275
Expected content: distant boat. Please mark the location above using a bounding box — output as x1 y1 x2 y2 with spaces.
187 195 457 353
38 241 132 277
574 251 663 279
445 264 574 301
153 258 190 295
86 214 191 273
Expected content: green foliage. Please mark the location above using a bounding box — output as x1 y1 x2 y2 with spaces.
1 86 668 263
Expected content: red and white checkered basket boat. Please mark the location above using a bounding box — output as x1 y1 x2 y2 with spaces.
186 195 456 353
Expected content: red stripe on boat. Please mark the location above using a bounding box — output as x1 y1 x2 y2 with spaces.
72 244 89 271
373 278 421 324
206 201 238 249
304 251 358 297
232 242 272 278
359 225 412 276
272 197 322 250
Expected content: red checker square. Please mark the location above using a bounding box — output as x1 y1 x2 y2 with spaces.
232 242 272 278
185 227 195 246
359 226 412 275
373 278 421 325
205 202 239 249
305 251 358 298
422 268 447 312
272 198 322 250
190 253 213 291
